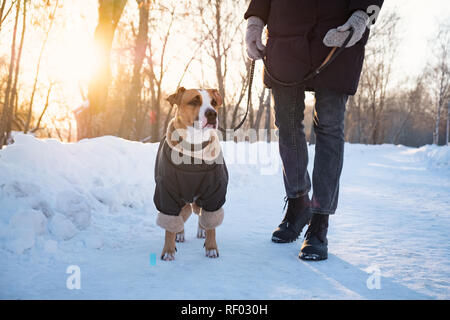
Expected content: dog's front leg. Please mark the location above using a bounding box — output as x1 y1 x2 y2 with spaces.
161 231 177 261
157 212 183 261
205 229 219 258
176 204 193 243
199 208 224 258
192 203 206 238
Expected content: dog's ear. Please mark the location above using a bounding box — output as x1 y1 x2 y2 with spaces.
208 89 223 108
167 87 186 106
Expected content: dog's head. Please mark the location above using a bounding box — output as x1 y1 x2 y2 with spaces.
167 87 223 130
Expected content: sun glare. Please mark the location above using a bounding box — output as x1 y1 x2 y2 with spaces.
45 36 98 86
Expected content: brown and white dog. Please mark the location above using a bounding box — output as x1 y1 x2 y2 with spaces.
153 87 228 261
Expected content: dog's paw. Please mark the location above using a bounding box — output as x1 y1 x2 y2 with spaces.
161 246 177 261
176 231 185 243
161 251 176 261
197 226 206 239
205 248 219 258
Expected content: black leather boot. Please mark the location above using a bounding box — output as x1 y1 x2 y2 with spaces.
299 214 329 261
272 194 312 243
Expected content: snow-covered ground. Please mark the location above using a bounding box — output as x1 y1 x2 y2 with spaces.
0 133 449 299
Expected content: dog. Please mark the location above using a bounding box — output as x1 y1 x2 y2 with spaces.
154 87 228 261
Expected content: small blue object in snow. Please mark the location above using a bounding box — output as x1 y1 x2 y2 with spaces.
149 253 157 266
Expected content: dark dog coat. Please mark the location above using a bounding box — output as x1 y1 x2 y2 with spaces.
153 137 228 216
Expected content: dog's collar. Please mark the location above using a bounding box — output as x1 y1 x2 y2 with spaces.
165 119 222 162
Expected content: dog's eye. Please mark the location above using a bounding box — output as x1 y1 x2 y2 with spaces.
188 95 201 107
211 99 217 107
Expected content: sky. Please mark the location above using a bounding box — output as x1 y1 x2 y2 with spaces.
385 0 450 83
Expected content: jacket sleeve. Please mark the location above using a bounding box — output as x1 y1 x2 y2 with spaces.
349 0 384 13
244 0 271 24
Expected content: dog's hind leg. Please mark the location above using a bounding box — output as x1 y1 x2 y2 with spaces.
176 204 192 243
197 225 206 239
192 203 206 238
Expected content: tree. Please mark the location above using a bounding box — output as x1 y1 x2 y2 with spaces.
345 11 400 144
118 0 149 140
24 0 57 133
0 0 16 33
447 101 450 146
9 0 26 135
79 0 127 140
0 0 20 147
426 24 450 145
138 1 203 142
195 0 245 133
143 1 177 142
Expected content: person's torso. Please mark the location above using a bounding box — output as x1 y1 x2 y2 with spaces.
267 0 351 38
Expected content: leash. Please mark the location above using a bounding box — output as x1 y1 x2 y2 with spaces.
218 60 255 134
219 28 354 133
262 28 354 87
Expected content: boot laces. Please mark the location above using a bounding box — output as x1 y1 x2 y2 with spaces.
279 196 290 227
281 196 288 213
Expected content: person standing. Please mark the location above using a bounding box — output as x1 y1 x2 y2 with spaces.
244 0 383 260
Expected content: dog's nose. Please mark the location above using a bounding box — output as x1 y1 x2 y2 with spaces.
205 109 217 124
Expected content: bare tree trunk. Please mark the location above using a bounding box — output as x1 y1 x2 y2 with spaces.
230 62 250 128
9 0 26 134
196 0 243 137
0 0 7 31
0 0 15 33
140 4 176 142
428 26 450 145
212 0 227 130
24 0 58 133
0 0 20 148
434 102 442 145
67 120 72 143
447 101 450 146
82 0 127 139
118 0 149 140
254 87 266 130
31 83 53 133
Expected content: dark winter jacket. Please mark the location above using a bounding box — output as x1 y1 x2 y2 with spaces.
244 0 384 95
153 138 228 216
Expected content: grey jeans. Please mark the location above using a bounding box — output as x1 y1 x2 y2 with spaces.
272 86 348 215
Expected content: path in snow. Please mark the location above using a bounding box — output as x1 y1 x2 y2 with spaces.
0 134 449 299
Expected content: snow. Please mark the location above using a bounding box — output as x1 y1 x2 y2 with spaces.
0 133 449 299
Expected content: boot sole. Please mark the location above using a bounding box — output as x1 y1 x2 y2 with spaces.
271 236 297 243
299 253 327 261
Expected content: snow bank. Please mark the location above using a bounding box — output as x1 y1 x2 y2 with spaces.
410 145 450 170
0 134 159 254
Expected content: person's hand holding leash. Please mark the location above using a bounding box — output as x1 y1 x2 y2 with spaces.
323 10 370 48
245 16 265 60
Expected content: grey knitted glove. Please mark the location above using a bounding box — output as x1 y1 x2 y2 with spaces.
323 10 370 48
245 16 265 60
